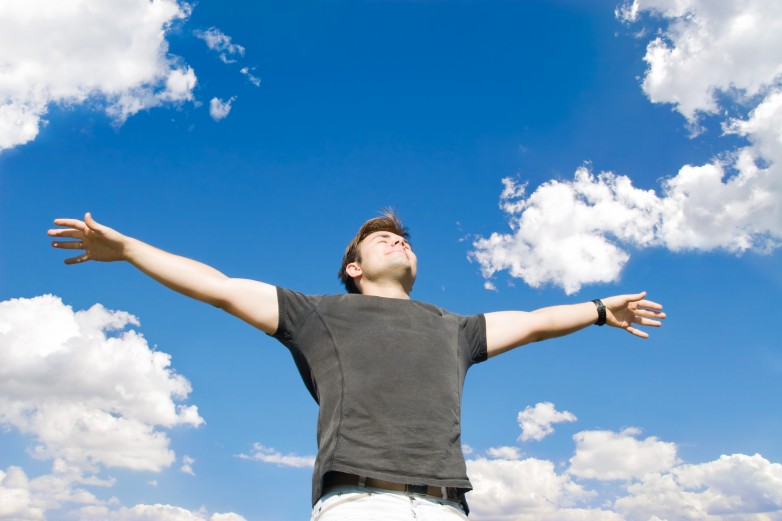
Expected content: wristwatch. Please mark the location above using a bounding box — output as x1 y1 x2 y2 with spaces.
592 299 606 326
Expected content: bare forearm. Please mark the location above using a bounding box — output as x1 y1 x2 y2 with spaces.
122 236 229 306
485 302 598 356
529 301 598 341
485 291 664 357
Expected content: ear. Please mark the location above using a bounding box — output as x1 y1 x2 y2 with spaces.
345 262 362 279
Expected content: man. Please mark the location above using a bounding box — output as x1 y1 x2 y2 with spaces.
49 211 665 520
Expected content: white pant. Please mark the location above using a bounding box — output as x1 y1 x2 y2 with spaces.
311 486 469 521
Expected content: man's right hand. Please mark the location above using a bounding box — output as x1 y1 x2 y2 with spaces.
49 212 127 264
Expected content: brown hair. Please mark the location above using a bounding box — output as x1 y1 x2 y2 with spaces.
338 209 410 293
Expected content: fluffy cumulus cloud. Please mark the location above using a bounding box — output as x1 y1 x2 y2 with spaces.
0 295 204 473
472 0 782 294
0 461 112 520
467 457 602 521
77 504 248 521
618 0 782 125
236 443 316 468
0 466 248 521
518 402 578 442
568 428 679 481
0 0 197 152
466 403 782 521
615 454 782 521
0 295 251 520
0 467 42 521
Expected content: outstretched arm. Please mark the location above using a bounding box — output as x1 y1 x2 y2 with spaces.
49 213 279 334
484 292 665 358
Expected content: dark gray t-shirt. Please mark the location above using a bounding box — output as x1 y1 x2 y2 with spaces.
271 288 487 507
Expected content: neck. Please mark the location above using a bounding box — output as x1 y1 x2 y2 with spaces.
358 280 411 299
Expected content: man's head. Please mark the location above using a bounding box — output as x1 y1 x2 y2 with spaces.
338 210 415 294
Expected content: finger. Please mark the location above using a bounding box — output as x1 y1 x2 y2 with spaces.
634 308 666 319
635 299 663 310
624 290 647 303
48 228 82 238
64 253 90 265
625 326 649 339
52 240 86 250
633 316 662 327
53 218 88 232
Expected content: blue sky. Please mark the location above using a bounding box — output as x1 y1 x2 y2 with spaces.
1 1 781 520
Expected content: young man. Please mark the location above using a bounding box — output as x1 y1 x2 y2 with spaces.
49 211 665 520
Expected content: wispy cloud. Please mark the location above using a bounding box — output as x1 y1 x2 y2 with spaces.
180 455 196 476
194 27 245 63
209 97 237 122
472 0 782 294
0 0 196 152
240 67 262 88
236 443 315 469
195 28 261 89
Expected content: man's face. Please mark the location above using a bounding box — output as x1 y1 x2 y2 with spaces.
353 230 417 290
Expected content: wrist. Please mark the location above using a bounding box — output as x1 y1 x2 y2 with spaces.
119 235 140 262
592 299 606 326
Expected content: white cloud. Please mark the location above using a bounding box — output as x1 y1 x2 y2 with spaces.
615 454 782 521
568 428 679 481
236 443 315 468
467 457 602 521
518 402 578 442
210 514 249 521
472 0 782 294
209 97 237 122
0 295 204 473
618 0 782 125
0 467 42 521
0 461 114 520
180 455 195 476
466 407 782 520
0 0 196 152
470 170 660 294
239 67 261 88
78 504 248 521
1 464 247 521
194 28 260 90
486 446 522 460
194 27 245 63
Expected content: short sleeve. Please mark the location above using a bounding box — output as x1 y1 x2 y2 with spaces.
270 287 320 342
460 314 487 364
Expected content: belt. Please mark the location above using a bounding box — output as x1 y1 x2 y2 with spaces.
323 472 463 504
